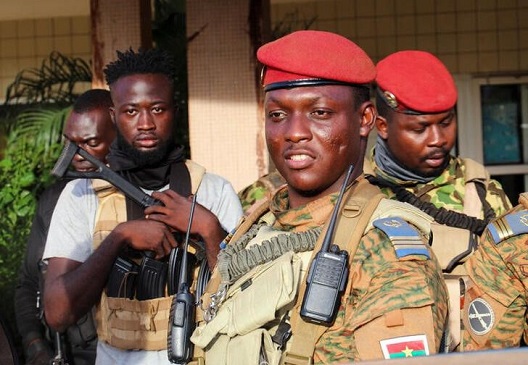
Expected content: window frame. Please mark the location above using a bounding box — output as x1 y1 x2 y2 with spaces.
455 74 528 176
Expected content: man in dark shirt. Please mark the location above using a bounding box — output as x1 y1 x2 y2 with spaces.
14 89 116 365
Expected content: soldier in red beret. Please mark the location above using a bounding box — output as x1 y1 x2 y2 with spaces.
191 31 448 364
364 50 512 351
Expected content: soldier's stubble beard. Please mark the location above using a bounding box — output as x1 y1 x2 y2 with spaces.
116 130 175 168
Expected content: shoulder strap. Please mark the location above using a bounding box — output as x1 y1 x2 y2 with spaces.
184 159 206 195
487 209 528 244
462 158 490 186
285 177 385 362
463 182 483 218
519 193 528 209
170 161 192 197
463 158 498 222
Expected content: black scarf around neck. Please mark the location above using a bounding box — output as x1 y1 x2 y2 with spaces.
374 135 436 184
107 142 186 191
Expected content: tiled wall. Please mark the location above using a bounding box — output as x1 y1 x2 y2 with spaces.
0 16 91 102
2 1 526 101
271 0 528 74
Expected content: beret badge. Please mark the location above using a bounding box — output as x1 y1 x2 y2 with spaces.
383 91 399 109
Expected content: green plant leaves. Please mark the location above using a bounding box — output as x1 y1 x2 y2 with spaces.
0 51 87 338
4 51 91 105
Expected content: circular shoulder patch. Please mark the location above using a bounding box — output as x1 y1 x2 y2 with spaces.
467 298 495 335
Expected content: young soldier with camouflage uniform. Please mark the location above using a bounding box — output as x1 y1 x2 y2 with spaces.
364 51 512 350
462 193 528 350
190 30 448 364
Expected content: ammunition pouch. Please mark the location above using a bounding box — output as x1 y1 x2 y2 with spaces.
96 293 173 351
206 328 281 365
191 251 302 362
100 249 201 351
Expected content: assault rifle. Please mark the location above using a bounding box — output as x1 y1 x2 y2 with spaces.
52 139 167 299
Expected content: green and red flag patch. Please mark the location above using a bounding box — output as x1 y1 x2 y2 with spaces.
380 335 429 359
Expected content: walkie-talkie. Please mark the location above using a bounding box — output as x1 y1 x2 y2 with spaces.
168 194 197 364
300 164 355 325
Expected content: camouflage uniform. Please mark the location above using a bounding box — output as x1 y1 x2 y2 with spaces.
193 178 449 363
366 150 512 352
238 171 286 215
463 198 528 350
313 227 448 363
365 152 511 217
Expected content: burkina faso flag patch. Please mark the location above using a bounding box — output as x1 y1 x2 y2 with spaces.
380 334 429 359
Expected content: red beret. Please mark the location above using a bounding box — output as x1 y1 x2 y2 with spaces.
376 50 457 114
257 30 375 91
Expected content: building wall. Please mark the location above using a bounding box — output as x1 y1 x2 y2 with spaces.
271 0 528 74
0 16 92 100
186 0 265 192
1 0 527 191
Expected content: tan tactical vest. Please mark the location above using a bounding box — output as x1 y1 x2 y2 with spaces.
92 160 204 350
432 159 491 352
191 178 436 364
432 158 490 274
363 157 490 274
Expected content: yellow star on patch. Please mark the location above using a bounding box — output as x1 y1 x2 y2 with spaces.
402 346 414 357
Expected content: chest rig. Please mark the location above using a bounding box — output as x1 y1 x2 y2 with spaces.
92 160 204 351
191 177 434 365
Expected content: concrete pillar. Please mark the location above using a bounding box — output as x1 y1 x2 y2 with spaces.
90 0 152 88
186 0 270 191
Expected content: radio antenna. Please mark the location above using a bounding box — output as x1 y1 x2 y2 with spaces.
320 164 355 253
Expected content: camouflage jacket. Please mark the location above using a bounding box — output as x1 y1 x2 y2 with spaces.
238 171 286 215
194 178 449 363
463 199 528 350
365 152 512 218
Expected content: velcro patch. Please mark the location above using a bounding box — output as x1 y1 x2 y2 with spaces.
373 217 430 259
467 298 495 335
488 211 528 244
380 334 429 359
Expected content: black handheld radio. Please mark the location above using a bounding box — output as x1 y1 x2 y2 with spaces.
300 164 354 325
167 194 198 364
